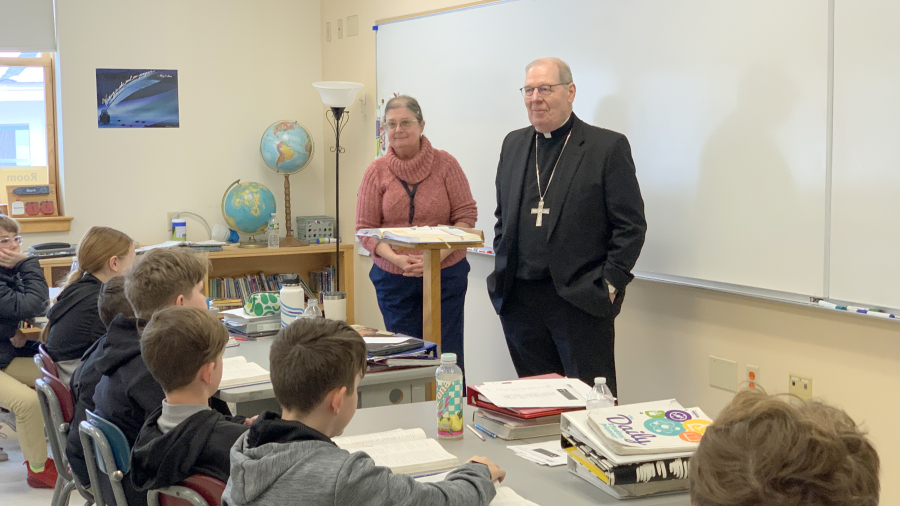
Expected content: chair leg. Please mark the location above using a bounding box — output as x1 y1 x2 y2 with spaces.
50 474 64 506
58 479 76 506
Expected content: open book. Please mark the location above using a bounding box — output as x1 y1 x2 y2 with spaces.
220 356 270 389
333 428 459 476
356 226 482 245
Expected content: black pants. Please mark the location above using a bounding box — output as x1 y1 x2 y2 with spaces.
499 278 621 397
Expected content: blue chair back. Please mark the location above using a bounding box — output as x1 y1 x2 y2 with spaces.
86 410 132 475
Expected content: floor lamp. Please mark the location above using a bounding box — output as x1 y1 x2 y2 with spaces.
312 81 363 321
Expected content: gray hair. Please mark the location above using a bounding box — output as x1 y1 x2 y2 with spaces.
383 95 424 122
525 57 573 84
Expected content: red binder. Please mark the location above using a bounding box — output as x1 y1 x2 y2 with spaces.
465 373 586 419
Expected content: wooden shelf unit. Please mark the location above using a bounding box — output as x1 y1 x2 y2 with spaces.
38 243 355 324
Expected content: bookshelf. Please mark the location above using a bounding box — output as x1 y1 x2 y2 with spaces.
38 243 355 324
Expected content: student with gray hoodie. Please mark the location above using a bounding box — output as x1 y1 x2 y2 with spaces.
223 319 505 506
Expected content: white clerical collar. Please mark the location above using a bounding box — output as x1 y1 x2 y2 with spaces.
542 114 572 138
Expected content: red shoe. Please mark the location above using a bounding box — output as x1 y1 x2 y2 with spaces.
26 458 58 489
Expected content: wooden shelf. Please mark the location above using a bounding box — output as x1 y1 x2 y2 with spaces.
20 216 73 233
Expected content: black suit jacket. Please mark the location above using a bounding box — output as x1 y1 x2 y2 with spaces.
487 115 647 318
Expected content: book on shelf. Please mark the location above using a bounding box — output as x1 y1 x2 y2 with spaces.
586 399 711 455
209 272 292 305
308 267 335 294
466 373 586 419
472 410 560 440
220 356 270 388
332 428 458 476
356 226 483 245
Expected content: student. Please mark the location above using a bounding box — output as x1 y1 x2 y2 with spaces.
66 247 208 503
131 306 249 492
0 215 55 488
43 226 135 384
690 389 880 506
65 276 136 483
223 319 504 506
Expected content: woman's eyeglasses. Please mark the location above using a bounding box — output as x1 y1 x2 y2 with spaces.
384 119 419 131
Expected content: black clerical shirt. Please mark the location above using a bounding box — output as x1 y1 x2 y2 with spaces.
515 114 575 280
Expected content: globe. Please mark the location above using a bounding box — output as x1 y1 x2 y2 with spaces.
260 120 314 174
221 180 277 237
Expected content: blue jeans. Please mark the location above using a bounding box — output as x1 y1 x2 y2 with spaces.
370 259 470 373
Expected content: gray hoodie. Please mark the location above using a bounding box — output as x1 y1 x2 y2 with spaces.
222 412 496 506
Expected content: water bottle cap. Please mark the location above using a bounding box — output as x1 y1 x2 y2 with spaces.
594 377 606 385
440 353 457 364
281 273 301 285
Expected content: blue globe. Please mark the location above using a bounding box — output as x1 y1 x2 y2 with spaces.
222 180 277 236
260 121 314 174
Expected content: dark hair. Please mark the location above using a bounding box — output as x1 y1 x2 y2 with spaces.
383 95 424 123
97 276 133 327
141 306 229 392
125 247 208 320
269 319 367 413
0 215 21 235
690 389 880 506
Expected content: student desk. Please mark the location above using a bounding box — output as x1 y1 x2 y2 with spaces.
342 402 691 506
218 336 438 416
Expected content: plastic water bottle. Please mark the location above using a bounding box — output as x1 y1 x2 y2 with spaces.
585 377 616 410
280 274 305 327
299 297 322 319
267 214 279 248
436 353 464 440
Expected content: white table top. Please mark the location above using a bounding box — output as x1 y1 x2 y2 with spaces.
342 402 691 506
219 335 438 402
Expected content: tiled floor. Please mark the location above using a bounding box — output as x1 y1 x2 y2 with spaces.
0 422 80 506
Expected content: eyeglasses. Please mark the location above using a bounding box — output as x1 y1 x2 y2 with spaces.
384 119 419 131
0 236 23 246
520 83 570 97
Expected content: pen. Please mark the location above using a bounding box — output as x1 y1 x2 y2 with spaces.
474 424 498 439
466 424 485 441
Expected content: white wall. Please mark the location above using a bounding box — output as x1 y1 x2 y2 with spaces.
39 0 325 246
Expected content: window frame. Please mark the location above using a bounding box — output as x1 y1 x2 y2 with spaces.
0 53 71 233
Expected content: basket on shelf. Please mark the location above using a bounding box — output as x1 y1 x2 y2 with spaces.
296 215 335 243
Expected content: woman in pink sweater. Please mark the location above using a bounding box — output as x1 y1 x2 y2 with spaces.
356 96 477 372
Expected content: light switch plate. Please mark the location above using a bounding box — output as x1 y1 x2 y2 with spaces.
337 18 343 39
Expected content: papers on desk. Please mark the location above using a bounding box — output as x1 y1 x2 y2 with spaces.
220 356 270 389
364 337 409 344
414 474 543 506
333 428 459 476
477 378 591 409
507 440 567 467
356 226 482 245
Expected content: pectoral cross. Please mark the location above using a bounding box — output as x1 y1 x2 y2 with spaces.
531 199 549 227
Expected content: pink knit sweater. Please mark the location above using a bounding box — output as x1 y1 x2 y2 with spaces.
356 136 478 275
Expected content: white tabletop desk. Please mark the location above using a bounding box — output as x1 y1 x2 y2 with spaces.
343 402 691 506
218 336 438 416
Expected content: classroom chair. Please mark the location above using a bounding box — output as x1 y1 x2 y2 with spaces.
33 357 95 506
147 474 227 506
80 410 132 506
38 343 60 378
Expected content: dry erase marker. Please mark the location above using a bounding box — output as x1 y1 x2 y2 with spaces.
474 424 498 439
866 311 895 319
466 424 486 441
817 300 846 310
846 306 870 314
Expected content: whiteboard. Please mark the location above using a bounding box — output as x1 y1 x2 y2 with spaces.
831 0 900 310
377 0 830 299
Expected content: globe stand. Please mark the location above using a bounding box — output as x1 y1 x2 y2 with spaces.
280 173 309 248
239 235 267 249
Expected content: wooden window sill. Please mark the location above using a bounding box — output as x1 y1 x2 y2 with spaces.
19 216 73 233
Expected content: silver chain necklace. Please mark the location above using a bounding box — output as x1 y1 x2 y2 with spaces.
531 130 572 227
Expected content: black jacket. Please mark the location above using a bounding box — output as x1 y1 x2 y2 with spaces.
67 315 147 487
0 257 48 369
45 273 107 362
131 407 248 491
488 115 647 318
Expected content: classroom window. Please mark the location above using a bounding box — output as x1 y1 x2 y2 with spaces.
0 52 69 232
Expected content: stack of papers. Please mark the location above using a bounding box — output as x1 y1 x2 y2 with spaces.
506 440 567 467
477 378 591 409
356 226 482 245
222 308 281 339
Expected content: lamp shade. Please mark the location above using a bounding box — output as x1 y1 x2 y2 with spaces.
312 81 364 108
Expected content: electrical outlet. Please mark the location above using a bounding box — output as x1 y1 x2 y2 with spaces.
709 356 737 392
789 374 813 399
167 212 179 232
746 364 760 389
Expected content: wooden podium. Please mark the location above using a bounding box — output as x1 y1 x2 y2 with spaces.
379 230 483 346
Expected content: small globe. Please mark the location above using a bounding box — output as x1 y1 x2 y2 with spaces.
222 180 277 236
260 120 314 174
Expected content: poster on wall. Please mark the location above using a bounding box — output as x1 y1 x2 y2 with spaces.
96 69 180 128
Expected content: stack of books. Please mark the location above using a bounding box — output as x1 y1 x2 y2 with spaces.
354 326 439 372
222 308 281 339
466 374 588 440
560 399 711 499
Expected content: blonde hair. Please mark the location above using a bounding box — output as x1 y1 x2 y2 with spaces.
62 226 134 288
124 247 208 320
690 389 879 506
0 215 21 235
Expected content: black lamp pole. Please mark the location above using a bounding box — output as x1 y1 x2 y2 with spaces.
327 106 349 291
